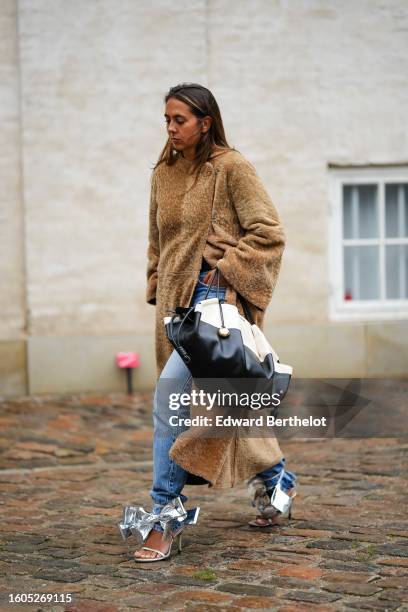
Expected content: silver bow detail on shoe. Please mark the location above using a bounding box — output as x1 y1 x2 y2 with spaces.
118 496 200 543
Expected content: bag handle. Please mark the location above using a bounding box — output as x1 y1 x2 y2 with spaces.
203 267 222 300
204 268 255 326
202 268 227 330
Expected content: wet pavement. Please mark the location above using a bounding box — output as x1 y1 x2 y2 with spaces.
0 390 407 611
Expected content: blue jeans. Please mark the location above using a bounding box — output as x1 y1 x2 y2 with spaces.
258 457 297 493
149 270 296 531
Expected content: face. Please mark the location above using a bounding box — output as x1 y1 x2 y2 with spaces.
164 97 211 159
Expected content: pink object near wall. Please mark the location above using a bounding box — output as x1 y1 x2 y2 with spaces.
116 352 141 369
115 352 140 395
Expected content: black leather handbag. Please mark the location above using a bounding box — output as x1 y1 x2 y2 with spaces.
163 269 293 407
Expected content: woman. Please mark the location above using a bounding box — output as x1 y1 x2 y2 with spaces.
133 83 297 561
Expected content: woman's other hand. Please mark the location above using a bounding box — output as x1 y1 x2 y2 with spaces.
202 268 229 287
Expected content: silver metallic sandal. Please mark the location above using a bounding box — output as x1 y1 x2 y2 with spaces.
247 473 296 528
117 496 200 562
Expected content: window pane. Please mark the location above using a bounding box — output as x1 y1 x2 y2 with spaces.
344 245 380 300
406 185 408 237
343 186 353 239
386 244 408 299
385 183 408 238
342 184 378 239
358 185 378 238
385 184 399 237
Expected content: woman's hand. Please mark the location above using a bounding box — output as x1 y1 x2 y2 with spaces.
202 268 229 287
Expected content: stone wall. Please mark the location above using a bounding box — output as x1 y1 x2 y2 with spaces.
1 0 407 395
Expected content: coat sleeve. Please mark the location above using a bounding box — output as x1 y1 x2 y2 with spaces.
146 171 160 306
216 158 286 311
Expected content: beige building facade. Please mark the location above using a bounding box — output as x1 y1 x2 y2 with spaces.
1 0 407 396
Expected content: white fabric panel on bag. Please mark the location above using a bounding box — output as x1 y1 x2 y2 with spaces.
274 361 293 375
195 299 241 330
239 317 260 359
251 324 292 373
251 325 280 362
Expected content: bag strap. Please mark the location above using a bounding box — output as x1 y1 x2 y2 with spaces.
236 293 255 325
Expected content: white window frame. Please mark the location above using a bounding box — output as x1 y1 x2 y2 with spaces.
328 165 408 322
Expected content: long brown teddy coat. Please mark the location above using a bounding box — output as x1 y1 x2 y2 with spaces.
146 148 286 489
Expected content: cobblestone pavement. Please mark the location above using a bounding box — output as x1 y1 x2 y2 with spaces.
0 391 406 612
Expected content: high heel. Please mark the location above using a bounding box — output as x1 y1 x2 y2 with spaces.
134 526 184 562
174 530 182 553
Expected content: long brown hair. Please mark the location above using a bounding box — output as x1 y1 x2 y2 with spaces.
153 83 236 185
